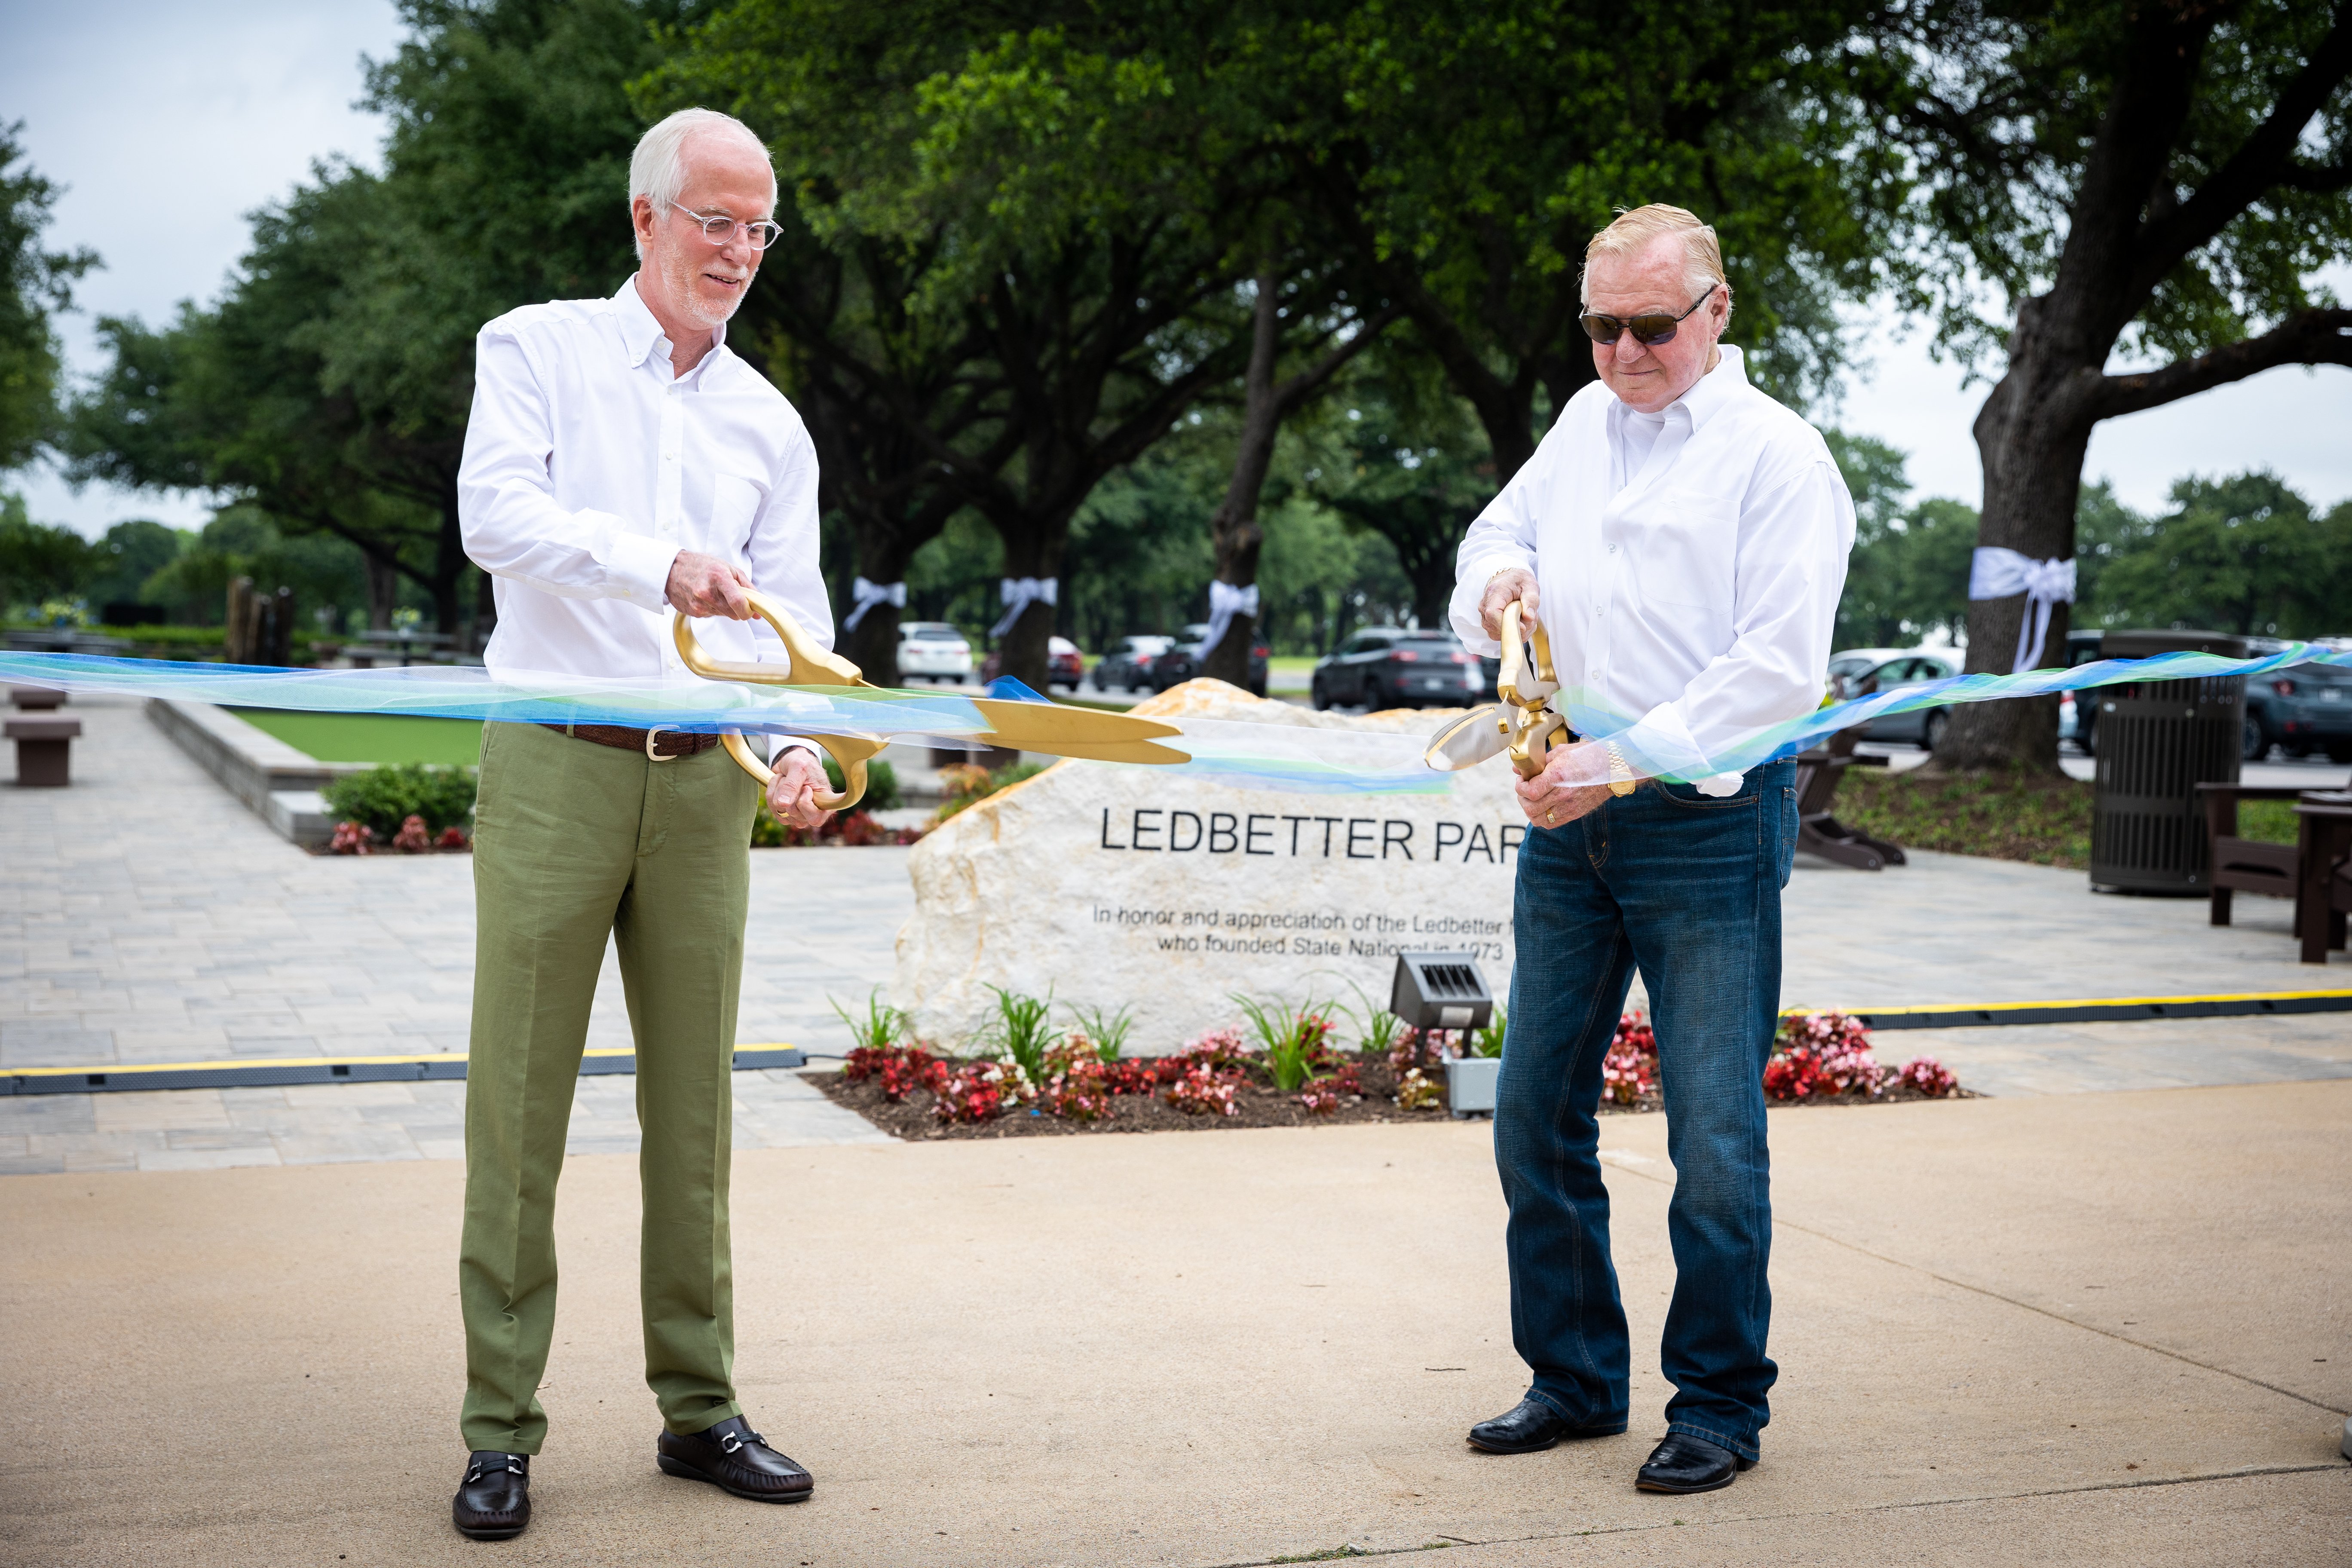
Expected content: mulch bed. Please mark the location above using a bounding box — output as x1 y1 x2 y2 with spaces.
803 1054 1967 1141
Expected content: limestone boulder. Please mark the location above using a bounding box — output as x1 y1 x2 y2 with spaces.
891 679 1529 1049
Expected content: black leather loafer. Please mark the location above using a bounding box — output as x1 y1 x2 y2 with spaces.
656 1415 814 1503
1635 1432 1752 1493
452 1451 531 1540
1467 1396 1627 1455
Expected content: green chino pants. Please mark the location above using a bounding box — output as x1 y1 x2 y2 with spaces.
457 720 763 1454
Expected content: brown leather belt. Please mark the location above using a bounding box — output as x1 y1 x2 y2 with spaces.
541 723 723 760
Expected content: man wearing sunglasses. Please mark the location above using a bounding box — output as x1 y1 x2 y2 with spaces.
1448 205 1855 1495
447 106 833 1540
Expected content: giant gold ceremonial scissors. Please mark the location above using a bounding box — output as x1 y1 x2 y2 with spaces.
673 591 1188 811
1421 600 1574 779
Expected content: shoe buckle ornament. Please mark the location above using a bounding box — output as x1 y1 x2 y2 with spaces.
672 590 1188 812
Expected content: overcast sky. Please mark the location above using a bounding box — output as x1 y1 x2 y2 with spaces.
5 0 2349 541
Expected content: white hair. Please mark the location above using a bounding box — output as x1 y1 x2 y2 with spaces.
629 107 775 226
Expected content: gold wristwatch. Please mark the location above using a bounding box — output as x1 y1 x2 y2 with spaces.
1604 741 1638 797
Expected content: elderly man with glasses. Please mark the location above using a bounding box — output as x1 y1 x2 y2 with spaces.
1450 205 1855 1494
446 107 831 1541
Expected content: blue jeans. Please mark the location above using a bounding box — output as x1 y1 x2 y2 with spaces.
1495 761 1797 1461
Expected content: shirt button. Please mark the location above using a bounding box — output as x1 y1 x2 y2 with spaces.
1608 542 1619 554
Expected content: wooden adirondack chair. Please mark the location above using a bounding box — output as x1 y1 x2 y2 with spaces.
1792 723 1904 870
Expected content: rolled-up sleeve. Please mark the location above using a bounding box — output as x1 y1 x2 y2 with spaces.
458 323 677 611
1614 459 1854 787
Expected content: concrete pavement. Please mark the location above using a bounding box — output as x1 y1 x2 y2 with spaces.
1 1081 2345 1565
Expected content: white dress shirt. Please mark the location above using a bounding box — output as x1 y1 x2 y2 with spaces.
459 276 830 757
1448 345 1854 793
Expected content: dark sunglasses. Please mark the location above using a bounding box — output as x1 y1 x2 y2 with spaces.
1580 282 1718 347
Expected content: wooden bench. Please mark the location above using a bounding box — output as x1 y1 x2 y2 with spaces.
2292 794 2352 964
6 716 82 786
2199 783 2352 963
1792 723 1903 870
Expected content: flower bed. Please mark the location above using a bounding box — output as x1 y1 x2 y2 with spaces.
804 994 1967 1139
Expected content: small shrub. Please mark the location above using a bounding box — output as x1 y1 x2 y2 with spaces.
327 820 374 856
1767 1011 1888 1101
1899 1056 1959 1097
436 825 469 850
1041 1042 1117 1122
933 1060 1011 1123
830 989 911 1056
324 763 477 838
1472 1004 1508 1059
1167 1064 1240 1117
1602 1011 1658 1105
1069 1003 1135 1062
390 814 432 853
982 984 1060 1089
1394 1068 1443 1111
1232 994 1337 1092
1295 1082 1341 1115
1338 982 1405 1058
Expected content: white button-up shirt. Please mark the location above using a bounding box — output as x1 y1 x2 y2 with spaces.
1448 346 1853 793
459 276 830 756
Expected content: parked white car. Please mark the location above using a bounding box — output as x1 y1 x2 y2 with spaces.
897 621 974 682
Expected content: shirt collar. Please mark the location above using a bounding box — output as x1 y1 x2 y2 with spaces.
613 273 730 383
1674 343 1746 432
1605 341 1748 434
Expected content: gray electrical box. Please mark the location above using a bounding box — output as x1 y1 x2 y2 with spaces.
1390 952 1494 1032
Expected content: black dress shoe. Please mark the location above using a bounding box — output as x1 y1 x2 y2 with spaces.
452 1452 530 1540
1635 1432 1752 1494
656 1415 814 1503
1467 1396 1627 1455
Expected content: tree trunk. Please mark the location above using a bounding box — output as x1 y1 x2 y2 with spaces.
364 553 400 630
1933 297 2099 773
1203 269 1286 689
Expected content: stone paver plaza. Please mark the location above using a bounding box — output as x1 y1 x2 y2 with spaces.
3 696 2347 1170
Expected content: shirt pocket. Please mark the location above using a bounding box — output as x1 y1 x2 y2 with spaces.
710 473 766 549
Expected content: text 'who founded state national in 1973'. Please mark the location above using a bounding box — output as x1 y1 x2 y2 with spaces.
1449 203 1854 1497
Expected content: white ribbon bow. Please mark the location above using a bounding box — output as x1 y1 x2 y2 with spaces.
1968 548 2076 672
989 576 1058 640
1200 579 1261 657
841 576 906 632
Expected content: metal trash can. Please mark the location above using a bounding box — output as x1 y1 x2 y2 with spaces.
2089 630 2248 894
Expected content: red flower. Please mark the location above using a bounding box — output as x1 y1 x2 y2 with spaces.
391 814 432 854
1899 1056 1958 1097
328 821 374 856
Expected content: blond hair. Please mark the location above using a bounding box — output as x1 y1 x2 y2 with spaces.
1580 205 1732 322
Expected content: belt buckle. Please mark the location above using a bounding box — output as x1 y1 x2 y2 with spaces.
645 726 681 762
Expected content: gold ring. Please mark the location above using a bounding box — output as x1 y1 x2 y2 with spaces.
1547 808 1556 822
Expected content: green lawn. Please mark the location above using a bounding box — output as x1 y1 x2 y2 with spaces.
1831 765 2300 871
233 709 484 766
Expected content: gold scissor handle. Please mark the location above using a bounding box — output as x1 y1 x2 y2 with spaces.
1498 599 1568 780
674 594 878 812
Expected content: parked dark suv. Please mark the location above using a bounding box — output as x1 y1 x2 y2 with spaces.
1144 623 1269 697
2244 638 2352 761
1311 628 1487 710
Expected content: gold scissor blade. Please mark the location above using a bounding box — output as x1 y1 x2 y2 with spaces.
966 697 1184 754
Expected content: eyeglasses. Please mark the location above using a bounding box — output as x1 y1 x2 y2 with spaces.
1580 282 1718 347
670 202 784 251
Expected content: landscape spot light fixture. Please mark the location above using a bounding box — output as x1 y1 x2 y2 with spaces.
1389 952 1494 1033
